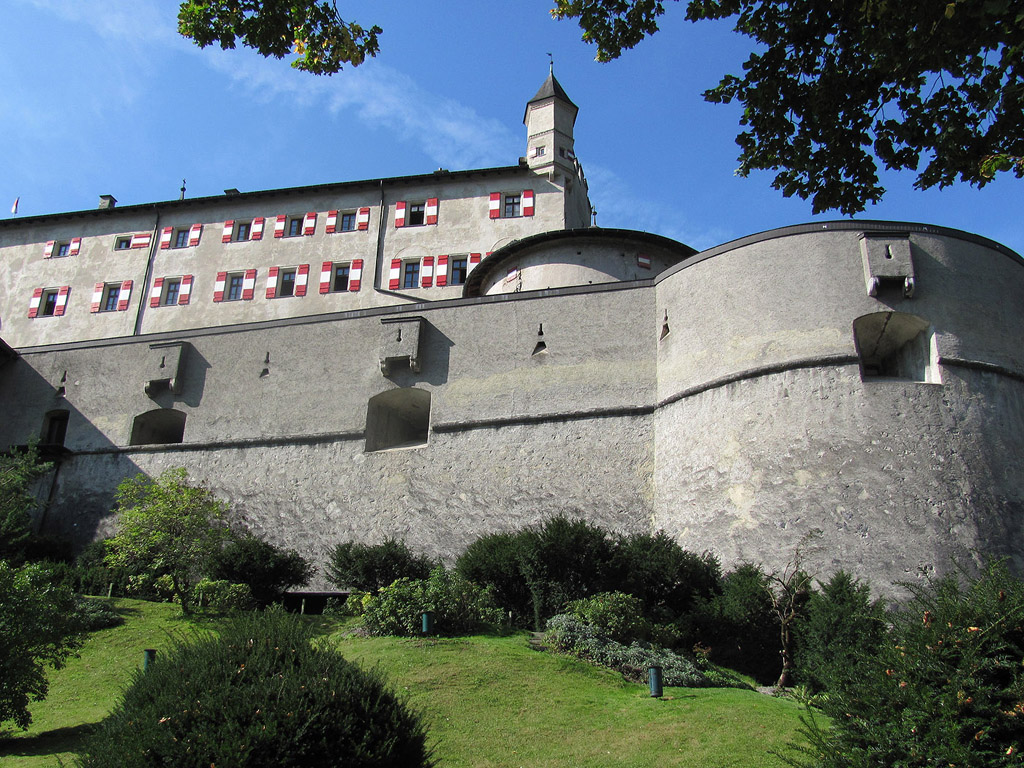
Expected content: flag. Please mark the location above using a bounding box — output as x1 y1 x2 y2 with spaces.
11 197 18 214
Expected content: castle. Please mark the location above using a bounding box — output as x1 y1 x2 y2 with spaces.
2 73 1023 593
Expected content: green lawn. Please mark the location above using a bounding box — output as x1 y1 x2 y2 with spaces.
0 600 808 768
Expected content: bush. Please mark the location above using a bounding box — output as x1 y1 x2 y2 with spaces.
456 531 533 625
793 570 884 692
76 609 434 768
209 534 314 606
70 596 125 632
191 578 255 613
565 591 651 644
792 561 1024 768
543 614 747 689
362 568 504 637
327 538 434 592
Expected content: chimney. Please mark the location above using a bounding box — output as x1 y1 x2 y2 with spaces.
98 195 117 209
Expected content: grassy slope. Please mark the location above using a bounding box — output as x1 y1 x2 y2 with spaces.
0 602 807 768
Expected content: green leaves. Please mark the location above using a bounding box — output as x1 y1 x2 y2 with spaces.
177 1 381 75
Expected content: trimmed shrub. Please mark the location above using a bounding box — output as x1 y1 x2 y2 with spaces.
566 591 651 644
76 609 434 768
362 567 503 637
455 531 533 625
209 534 314 606
793 570 884 692
327 538 435 592
543 614 748 689
70 596 125 632
793 560 1024 768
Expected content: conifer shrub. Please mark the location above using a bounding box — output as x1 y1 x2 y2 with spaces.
793 570 885 692
455 531 534 624
76 609 434 768
326 537 435 592
209 533 314 606
362 567 503 636
793 561 1024 768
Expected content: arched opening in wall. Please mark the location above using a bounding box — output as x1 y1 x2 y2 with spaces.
41 409 69 446
365 388 430 452
130 408 186 446
853 312 940 383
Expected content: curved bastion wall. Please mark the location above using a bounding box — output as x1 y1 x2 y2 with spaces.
652 222 1024 589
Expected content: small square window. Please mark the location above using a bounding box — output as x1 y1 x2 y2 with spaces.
40 289 59 317
278 268 296 297
227 273 245 301
234 221 251 241
332 263 350 292
450 257 468 286
340 212 356 231
403 261 420 289
101 283 121 312
163 278 181 306
504 194 521 218
114 236 132 250
174 229 190 249
287 217 303 237
54 241 71 258
407 203 425 227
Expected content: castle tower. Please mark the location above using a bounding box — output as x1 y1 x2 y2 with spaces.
523 68 579 183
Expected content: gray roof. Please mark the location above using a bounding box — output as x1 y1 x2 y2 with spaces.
527 72 578 111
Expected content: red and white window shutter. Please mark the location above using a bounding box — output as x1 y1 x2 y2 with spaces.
90 283 104 313
160 227 173 250
43 241 55 258
388 258 402 289
319 261 332 294
436 255 449 287
637 253 651 269
54 287 69 316
28 288 43 318
357 207 370 230
489 193 501 219
178 275 193 305
251 217 265 240
273 215 287 238
130 233 151 249
394 201 406 228
69 238 82 256
421 256 434 288
350 259 363 291
150 278 164 308
117 280 132 311
303 212 317 236
221 221 234 243
242 269 256 300
266 266 280 299
522 189 535 216
425 198 438 225
468 253 482 276
325 211 338 234
213 272 227 302
295 264 309 296
188 223 202 246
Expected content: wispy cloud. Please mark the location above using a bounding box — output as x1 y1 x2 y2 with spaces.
585 163 736 251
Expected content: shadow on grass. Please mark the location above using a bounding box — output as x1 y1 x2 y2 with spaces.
0 721 98 758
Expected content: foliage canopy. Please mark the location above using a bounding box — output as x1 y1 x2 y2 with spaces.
552 0 1024 213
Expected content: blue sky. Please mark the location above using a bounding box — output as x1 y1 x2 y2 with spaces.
2 0 1020 255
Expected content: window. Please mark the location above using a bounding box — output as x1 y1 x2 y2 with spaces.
504 194 521 218
450 257 468 286
102 283 121 312
332 264 350 292
489 190 534 218
287 217 303 237
853 311 940 383
41 289 59 316
130 409 186 445
163 278 181 306
364 388 430 452
174 229 190 249
278 268 296 297
340 212 356 231
227 273 245 301
407 203 425 227
114 236 132 250
403 261 420 289
41 410 69 446
234 221 251 241
54 242 70 258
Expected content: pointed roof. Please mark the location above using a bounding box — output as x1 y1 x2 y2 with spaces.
524 71 578 123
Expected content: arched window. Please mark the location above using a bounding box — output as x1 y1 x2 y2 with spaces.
853 312 940 383
130 409 186 445
365 388 430 452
